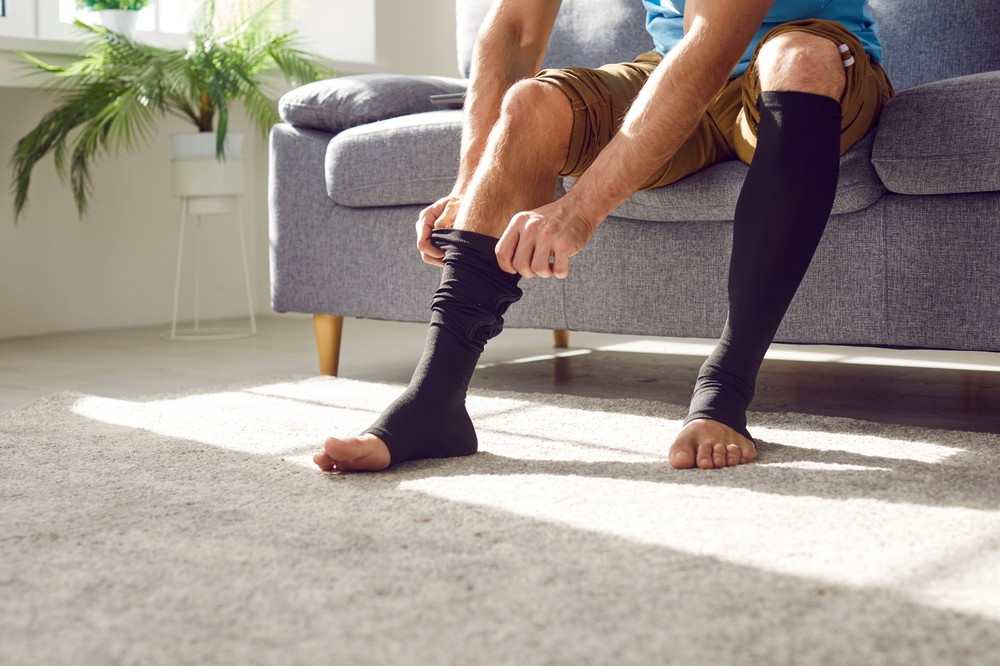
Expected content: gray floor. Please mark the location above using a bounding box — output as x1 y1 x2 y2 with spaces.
3 314 1000 433
0 315 649 414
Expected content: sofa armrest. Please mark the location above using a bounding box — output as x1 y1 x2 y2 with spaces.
871 70 1000 195
278 74 469 134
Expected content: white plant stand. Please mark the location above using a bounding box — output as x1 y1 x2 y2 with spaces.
161 148 256 341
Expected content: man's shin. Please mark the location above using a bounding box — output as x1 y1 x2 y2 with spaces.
686 91 843 440
365 229 523 465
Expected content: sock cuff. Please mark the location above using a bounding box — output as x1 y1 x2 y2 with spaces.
428 228 522 351
432 228 501 260
757 90 842 121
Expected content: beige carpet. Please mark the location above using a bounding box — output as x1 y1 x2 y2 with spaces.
2 376 999 665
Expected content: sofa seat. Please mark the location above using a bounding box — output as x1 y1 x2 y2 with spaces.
324 110 886 220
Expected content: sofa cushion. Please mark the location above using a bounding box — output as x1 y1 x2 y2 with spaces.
871 71 1000 196
326 111 464 207
280 75 468 134
564 129 885 221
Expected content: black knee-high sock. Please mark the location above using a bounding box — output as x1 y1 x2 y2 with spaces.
365 228 522 465
685 91 842 440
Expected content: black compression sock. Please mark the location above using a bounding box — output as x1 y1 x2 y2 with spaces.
365 229 522 465
686 91 842 440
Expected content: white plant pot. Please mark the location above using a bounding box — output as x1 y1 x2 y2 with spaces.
171 132 244 159
98 9 139 37
170 132 244 215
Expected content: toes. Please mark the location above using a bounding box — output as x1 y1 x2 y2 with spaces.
696 442 715 469
740 440 758 464
668 441 696 469
319 435 392 472
712 443 728 468
313 451 335 472
323 436 349 460
670 419 759 471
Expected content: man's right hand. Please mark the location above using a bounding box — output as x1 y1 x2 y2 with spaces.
416 194 463 267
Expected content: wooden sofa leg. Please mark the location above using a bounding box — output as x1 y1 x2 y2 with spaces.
553 329 570 348
314 314 343 376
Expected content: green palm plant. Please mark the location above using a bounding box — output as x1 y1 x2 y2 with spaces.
10 0 331 222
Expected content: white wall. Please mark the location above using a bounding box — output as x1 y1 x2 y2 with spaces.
293 0 376 65
0 0 459 340
376 0 460 77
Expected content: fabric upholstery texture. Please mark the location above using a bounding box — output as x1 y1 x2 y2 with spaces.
882 192 1000 350
279 74 468 134
325 111 463 207
867 0 1000 92
456 0 651 78
871 71 1000 195
561 209 888 345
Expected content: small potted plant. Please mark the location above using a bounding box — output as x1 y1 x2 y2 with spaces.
10 0 331 221
76 0 149 37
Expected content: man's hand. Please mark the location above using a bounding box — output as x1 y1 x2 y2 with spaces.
496 198 596 279
416 194 463 267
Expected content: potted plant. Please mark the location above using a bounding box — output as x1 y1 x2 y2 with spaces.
10 0 331 222
76 0 149 38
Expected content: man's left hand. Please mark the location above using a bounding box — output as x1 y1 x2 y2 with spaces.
495 199 597 279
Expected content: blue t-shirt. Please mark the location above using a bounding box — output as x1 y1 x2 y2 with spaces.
643 0 881 77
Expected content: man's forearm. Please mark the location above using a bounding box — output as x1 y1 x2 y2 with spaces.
562 4 772 228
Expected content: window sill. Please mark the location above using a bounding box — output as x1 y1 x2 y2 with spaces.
0 34 84 57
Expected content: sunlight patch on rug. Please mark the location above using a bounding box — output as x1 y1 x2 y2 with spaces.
63 377 996 621
402 474 1000 620
750 426 961 464
70 378 964 467
71 391 357 455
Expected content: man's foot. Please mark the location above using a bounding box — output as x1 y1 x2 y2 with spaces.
313 434 391 472
668 419 757 469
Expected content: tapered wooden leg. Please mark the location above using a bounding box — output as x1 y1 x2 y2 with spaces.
314 314 343 376
553 329 570 348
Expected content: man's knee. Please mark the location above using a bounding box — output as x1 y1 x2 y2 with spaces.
756 32 846 101
500 79 573 136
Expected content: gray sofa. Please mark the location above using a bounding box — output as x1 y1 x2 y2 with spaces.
269 0 1000 375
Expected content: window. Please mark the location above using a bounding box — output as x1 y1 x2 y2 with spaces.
57 0 198 34
2 1 374 64
0 0 36 36
0 0 199 43
41 0 193 44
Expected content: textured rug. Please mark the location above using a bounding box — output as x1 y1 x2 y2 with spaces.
2 376 999 666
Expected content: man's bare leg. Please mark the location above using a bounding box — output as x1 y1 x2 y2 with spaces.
669 32 847 469
315 81 574 472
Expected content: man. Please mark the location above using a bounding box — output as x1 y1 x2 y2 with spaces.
314 0 894 472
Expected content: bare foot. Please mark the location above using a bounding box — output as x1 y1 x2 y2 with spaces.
313 433 392 472
668 419 757 470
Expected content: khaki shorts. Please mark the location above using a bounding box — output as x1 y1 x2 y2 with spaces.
535 18 896 190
